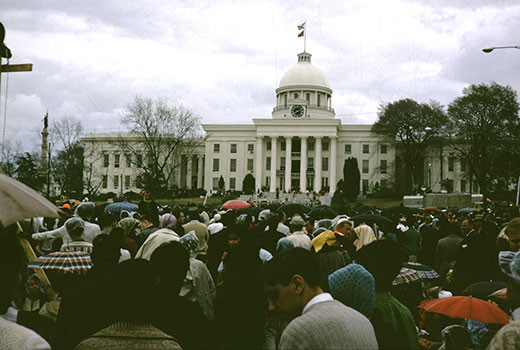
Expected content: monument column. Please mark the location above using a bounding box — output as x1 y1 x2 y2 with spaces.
314 137 322 192
186 156 193 189
300 137 307 191
270 136 277 192
255 136 263 191
330 136 337 193
197 156 203 189
285 137 292 192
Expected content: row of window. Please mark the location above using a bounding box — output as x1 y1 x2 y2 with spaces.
214 142 389 155
447 158 466 172
101 174 132 189
103 153 143 168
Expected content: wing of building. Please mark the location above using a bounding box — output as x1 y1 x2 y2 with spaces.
82 51 477 197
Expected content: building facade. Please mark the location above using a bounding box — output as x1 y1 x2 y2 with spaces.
82 51 476 196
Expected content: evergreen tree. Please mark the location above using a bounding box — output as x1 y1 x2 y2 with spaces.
343 157 360 201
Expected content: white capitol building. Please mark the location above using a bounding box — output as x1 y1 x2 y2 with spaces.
82 51 474 197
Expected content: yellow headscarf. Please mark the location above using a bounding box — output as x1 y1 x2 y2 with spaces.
354 224 376 251
311 230 338 253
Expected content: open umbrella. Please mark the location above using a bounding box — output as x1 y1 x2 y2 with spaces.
463 281 506 299
352 214 393 226
28 251 92 273
403 262 440 280
222 199 251 210
422 206 438 211
277 203 309 217
309 205 337 220
0 174 62 228
419 296 510 324
392 267 422 286
105 200 139 214
488 288 507 301
383 206 419 215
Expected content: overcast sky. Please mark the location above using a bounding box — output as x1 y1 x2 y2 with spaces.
2 0 520 152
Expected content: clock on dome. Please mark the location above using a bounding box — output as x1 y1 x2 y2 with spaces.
291 105 304 118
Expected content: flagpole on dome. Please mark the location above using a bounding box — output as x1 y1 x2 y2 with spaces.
297 20 306 52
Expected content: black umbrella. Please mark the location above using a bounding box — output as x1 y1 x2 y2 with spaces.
277 203 309 217
383 206 419 215
351 214 393 226
236 206 262 218
309 205 337 220
355 205 375 214
463 281 506 300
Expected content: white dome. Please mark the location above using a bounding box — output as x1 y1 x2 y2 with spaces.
279 52 331 90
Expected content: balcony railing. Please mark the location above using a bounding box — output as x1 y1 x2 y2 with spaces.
272 105 335 113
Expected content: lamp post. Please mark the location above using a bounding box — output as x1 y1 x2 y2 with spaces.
482 46 520 53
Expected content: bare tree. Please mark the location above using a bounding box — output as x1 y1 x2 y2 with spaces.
117 96 203 197
0 138 22 176
82 140 108 198
51 116 83 150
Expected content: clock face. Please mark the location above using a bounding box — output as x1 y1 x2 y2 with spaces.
291 105 304 118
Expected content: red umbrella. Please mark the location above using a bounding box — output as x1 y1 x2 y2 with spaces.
221 200 251 210
419 296 510 324
422 206 438 211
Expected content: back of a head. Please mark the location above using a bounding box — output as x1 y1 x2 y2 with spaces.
0 227 26 313
159 213 177 230
356 239 403 292
76 202 95 221
111 259 158 322
263 247 319 288
100 212 116 229
91 234 121 267
150 241 189 295
441 325 473 350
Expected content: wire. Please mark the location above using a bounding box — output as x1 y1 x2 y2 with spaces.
1 59 9 162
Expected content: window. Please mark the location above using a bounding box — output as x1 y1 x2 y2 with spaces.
281 141 286 151
447 179 454 193
266 157 271 171
102 175 108 189
317 94 321 107
472 181 479 193
308 141 315 151
125 154 131 167
344 144 351 154
321 177 329 189
230 178 236 190
363 144 369 154
362 160 369 174
230 144 237 153
448 157 454 172
266 176 270 187
213 159 220 172
381 144 387 154
103 154 109 167
362 179 369 194
294 92 299 99
213 144 220 153
322 141 329 151
230 159 237 172
284 94 287 107
212 177 219 190
247 159 254 171
114 154 120 168
306 93 310 104
247 144 254 152
322 157 328 171
380 160 387 174
308 157 314 170
113 175 119 189
280 157 286 171
460 158 466 172
125 175 131 189
460 179 467 193
266 141 271 151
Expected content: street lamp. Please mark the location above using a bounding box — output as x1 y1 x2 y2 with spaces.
482 46 520 53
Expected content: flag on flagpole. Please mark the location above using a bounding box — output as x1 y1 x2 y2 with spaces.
297 22 305 30
298 31 304 37
297 21 305 38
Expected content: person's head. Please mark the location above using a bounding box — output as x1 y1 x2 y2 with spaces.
0 227 26 313
172 206 185 224
221 211 237 227
289 215 305 232
159 213 177 230
65 217 85 240
111 259 158 322
445 222 461 237
335 219 354 241
356 239 403 292
440 325 474 350
116 217 139 237
460 219 473 235
51 237 63 252
506 218 520 252
76 202 95 221
328 263 375 318
276 237 295 254
499 250 520 309
150 241 189 295
227 230 241 250
100 212 117 229
138 214 154 230
263 248 322 321
91 234 120 268
180 231 199 259
25 274 42 297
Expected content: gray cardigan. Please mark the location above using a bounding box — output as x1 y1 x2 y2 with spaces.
279 300 378 349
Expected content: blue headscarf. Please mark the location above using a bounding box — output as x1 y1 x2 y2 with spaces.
328 263 375 318
180 230 199 259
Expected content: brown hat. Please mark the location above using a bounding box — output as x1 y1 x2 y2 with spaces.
290 215 305 227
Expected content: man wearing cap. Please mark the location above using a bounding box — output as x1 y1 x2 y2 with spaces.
487 250 520 349
183 211 210 259
286 216 311 251
60 218 93 254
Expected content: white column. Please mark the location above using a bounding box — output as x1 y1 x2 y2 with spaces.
270 136 277 192
197 156 203 189
330 136 337 193
314 137 322 192
186 156 193 189
255 136 263 191
300 137 307 191
285 137 292 192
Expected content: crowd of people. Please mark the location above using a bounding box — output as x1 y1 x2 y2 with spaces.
2 199 520 349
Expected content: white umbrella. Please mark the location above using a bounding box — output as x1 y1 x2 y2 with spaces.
0 174 62 228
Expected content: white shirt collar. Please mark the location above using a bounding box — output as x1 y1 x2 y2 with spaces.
302 292 333 314
512 307 520 321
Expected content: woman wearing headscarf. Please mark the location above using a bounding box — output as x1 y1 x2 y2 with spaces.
179 231 216 321
354 224 377 251
135 214 180 260
116 218 139 258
